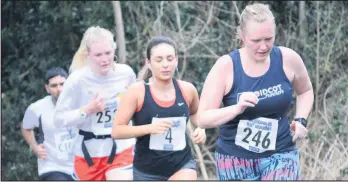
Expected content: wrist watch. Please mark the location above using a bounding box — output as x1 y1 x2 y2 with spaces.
79 108 88 118
294 118 307 128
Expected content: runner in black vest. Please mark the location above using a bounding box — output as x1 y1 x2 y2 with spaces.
111 36 206 180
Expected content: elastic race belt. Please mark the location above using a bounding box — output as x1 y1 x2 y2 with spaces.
79 130 117 166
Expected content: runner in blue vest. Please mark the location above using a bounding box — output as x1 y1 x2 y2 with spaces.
197 3 314 180
111 36 206 180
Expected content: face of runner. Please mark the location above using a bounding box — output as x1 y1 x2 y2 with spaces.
87 39 115 76
241 18 275 62
147 43 178 81
45 75 66 101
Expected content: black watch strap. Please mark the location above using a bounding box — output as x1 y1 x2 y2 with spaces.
294 118 307 128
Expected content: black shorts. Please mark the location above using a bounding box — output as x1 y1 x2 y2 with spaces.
39 171 74 181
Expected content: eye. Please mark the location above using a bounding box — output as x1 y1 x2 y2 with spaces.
95 53 102 57
59 82 65 86
167 56 174 61
105 51 111 55
265 37 273 41
252 39 261 43
50 84 58 88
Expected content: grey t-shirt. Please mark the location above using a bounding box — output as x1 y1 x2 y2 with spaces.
22 95 77 176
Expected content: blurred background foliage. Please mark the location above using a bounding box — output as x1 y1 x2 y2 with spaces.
1 1 348 180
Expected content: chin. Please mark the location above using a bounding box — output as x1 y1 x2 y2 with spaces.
158 75 173 82
100 67 111 74
255 53 270 61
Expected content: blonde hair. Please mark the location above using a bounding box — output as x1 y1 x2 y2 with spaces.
236 3 275 46
69 26 117 73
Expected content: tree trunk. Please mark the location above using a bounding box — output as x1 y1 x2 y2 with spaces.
299 1 306 41
112 1 126 63
315 1 321 116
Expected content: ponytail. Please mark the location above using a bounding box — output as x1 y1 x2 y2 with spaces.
69 26 117 74
137 64 152 81
69 46 88 74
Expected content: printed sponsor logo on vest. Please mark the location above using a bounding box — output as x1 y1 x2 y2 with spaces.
238 84 284 102
257 84 284 100
178 102 184 106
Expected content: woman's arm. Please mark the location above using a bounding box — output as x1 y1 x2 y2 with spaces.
111 82 171 139
281 47 314 141
185 82 207 144
184 82 200 127
197 55 243 128
281 47 314 119
54 74 85 128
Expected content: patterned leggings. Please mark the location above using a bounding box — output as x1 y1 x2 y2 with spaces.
215 150 300 180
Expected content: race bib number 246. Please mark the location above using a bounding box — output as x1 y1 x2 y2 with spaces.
235 117 278 153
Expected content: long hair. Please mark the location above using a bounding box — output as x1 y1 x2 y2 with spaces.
137 36 177 81
69 26 117 74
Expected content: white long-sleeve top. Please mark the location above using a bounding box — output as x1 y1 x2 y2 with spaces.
54 64 136 158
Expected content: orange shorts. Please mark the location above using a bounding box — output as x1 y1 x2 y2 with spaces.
74 146 134 180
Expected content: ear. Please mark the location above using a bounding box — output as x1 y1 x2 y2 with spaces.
45 84 50 94
145 59 151 71
239 30 245 42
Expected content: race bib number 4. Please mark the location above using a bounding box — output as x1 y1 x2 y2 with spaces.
235 117 278 153
149 117 187 151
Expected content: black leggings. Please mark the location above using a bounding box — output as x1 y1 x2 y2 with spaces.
39 171 74 181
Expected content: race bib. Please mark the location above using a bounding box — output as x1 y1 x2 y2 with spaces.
90 90 124 135
91 109 117 135
55 127 77 160
149 117 187 151
235 117 278 153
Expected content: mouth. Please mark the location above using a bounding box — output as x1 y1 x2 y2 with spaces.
161 71 171 75
101 64 109 69
257 51 268 56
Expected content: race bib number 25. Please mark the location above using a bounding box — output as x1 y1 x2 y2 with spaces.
235 117 278 153
91 109 117 135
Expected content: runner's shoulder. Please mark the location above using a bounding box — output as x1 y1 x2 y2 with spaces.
176 80 197 96
126 80 146 95
115 63 136 75
27 96 52 115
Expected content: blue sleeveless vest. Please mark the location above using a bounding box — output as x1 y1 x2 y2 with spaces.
217 46 297 158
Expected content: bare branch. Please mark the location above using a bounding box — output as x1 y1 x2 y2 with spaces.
186 2 215 51
187 123 209 180
324 6 345 71
232 1 241 20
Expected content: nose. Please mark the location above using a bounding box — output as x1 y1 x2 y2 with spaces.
259 41 267 51
260 40 267 51
101 55 109 62
57 84 63 92
162 59 169 68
